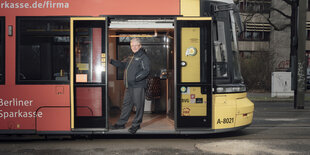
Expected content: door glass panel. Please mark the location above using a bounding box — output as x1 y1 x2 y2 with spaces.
75 27 105 83
0 17 4 84
72 19 107 129
76 87 102 117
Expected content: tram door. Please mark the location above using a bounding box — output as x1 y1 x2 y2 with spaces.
70 17 108 129
175 17 212 128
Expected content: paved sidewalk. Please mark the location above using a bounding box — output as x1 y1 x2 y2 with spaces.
247 92 310 102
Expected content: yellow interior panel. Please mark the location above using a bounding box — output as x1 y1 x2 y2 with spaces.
181 0 200 16
181 87 207 116
76 63 89 71
181 27 200 82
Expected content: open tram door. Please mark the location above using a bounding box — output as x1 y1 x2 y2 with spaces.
175 17 212 129
70 17 108 130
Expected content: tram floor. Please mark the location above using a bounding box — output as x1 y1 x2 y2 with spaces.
109 112 175 132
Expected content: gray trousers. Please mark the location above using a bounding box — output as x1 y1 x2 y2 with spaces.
116 87 145 127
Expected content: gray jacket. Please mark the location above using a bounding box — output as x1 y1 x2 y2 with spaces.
110 48 150 88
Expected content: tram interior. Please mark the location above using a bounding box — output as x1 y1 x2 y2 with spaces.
108 22 175 131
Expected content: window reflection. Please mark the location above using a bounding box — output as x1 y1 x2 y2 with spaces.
75 26 105 83
239 0 271 13
0 17 4 84
214 41 228 78
117 35 170 80
239 31 270 41
214 21 228 78
17 17 70 83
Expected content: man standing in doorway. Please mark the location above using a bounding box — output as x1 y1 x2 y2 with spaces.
110 38 150 134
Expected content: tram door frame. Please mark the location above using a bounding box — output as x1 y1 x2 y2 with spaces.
70 17 108 130
175 17 213 129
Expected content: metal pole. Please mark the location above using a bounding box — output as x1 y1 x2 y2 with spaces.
291 0 297 91
294 0 307 109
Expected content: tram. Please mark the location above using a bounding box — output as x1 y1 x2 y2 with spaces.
0 0 254 134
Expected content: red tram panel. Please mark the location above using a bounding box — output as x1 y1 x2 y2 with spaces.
0 0 180 132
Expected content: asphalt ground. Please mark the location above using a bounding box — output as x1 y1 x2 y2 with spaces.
247 92 310 102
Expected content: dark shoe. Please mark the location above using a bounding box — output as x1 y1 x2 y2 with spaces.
110 124 125 130
128 126 140 134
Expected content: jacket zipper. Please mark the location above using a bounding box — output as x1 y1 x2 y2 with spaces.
125 56 134 88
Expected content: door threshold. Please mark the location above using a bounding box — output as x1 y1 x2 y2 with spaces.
72 128 108 132
107 129 178 134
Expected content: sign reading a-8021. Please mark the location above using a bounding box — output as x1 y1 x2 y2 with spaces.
217 118 234 124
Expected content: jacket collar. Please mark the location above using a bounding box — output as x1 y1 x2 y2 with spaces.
133 48 145 57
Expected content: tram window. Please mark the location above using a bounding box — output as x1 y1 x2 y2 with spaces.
0 17 4 84
239 31 270 41
239 22 271 41
232 50 243 82
16 17 70 84
117 35 169 80
214 21 228 78
239 0 271 13
307 30 310 40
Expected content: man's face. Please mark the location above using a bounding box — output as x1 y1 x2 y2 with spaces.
130 41 141 53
